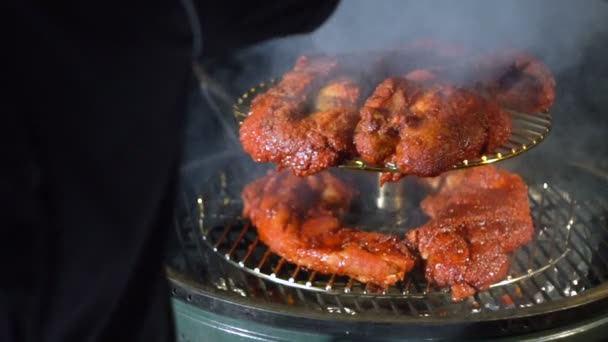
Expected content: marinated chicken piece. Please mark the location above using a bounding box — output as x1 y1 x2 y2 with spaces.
402 69 512 153
406 165 534 301
315 77 361 111
242 171 415 287
239 56 361 176
475 50 556 113
399 39 556 113
354 78 511 184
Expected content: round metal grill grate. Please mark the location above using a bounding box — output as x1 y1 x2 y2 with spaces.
196 181 603 316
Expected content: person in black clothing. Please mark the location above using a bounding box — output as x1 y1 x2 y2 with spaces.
3 1 339 341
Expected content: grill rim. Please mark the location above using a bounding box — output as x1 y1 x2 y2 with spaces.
167 264 608 324
167 265 608 333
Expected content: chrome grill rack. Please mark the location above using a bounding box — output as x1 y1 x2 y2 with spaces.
193 183 608 316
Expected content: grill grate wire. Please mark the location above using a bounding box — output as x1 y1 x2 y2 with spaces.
171 139 608 319
189 181 608 317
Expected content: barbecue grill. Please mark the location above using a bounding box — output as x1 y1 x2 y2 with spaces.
167 11 608 341
168 104 608 341
168 155 608 340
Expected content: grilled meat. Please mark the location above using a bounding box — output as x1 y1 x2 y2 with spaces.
407 165 534 301
242 171 415 287
396 39 556 113
239 56 361 176
475 50 556 113
354 78 511 184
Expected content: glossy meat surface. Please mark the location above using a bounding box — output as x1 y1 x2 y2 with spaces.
239 56 361 176
242 171 415 287
406 165 534 301
355 78 511 182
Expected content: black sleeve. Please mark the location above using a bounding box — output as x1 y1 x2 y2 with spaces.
4 1 337 341
194 0 340 56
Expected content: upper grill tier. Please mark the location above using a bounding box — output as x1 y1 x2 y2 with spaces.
233 79 552 173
